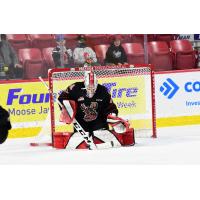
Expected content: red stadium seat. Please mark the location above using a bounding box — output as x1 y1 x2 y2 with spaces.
155 34 178 46
94 44 110 64
121 34 132 43
122 43 145 64
42 47 55 72
18 48 45 79
86 34 110 48
148 41 173 71
6 34 31 52
28 34 54 50
170 39 194 52
130 34 155 45
170 40 198 70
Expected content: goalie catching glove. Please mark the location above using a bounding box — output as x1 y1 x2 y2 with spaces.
107 114 130 134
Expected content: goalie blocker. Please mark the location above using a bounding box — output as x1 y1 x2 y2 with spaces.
54 100 135 149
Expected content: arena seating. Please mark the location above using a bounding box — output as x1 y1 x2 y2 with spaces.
94 44 110 64
28 34 55 50
6 34 31 52
85 34 110 48
154 34 178 46
130 34 155 45
122 43 145 64
42 47 55 74
170 40 198 69
3 34 199 81
18 48 45 79
121 34 132 43
148 41 173 71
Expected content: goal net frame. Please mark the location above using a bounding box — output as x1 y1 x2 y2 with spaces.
48 64 156 146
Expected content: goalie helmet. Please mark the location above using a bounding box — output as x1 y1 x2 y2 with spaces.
84 71 98 98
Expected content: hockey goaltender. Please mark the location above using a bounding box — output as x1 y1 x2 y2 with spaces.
57 70 135 150
0 105 12 144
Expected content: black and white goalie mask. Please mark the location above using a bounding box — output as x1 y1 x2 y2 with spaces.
84 71 98 98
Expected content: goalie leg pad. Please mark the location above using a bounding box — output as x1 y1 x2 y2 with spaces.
53 129 135 149
93 129 122 147
122 128 135 146
53 132 89 150
53 132 71 149
112 128 135 146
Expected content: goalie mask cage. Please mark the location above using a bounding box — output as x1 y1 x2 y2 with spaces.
48 64 156 146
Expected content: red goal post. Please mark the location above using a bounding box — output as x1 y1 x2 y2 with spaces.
48 64 156 145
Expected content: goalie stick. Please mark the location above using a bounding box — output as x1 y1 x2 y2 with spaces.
30 76 113 150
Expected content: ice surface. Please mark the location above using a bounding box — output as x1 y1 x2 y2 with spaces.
1 125 200 164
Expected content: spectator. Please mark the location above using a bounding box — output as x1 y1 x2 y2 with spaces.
105 35 128 66
0 34 23 79
52 34 73 68
73 34 98 67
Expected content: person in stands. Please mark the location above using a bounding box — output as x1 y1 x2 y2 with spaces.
0 34 23 79
57 70 134 150
73 35 98 67
105 35 128 66
52 34 73 68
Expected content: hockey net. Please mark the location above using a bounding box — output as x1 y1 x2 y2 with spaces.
43 64 156 146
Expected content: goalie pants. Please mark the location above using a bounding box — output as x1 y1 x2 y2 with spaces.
65 129 122 150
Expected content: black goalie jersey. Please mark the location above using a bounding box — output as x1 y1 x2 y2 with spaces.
58 82 118 132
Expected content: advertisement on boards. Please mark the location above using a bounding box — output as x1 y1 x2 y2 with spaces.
155 70 200 126
0 74 151 138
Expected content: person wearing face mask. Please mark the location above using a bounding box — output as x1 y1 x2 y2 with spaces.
73 35 98 67
0 34 23 79
105 35 128 66
52 34 73 68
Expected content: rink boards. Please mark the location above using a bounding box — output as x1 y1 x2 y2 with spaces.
155 69 200 127
0 68 200 138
